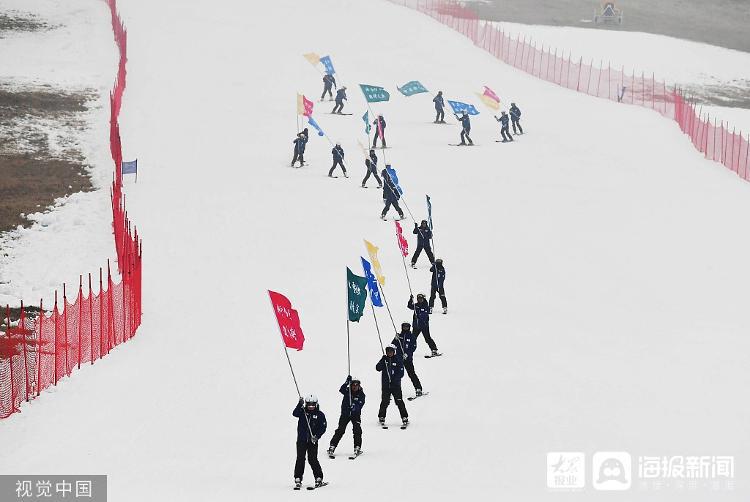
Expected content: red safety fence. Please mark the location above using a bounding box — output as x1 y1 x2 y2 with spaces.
0 0 141 419
388 0 750 181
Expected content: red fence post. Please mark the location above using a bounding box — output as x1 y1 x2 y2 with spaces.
576 57 583 92
63 284 69 376
88 274 94 364
53 291 58 385
36 299 43 397
6 305 16 412
99 268 105 357
77 276 82 369
20 302 29 401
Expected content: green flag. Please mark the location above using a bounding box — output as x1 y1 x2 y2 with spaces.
397 80 428 96
359 84 390 103
347 267 368 322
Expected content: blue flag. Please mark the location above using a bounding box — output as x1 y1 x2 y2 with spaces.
319 55 335 75
307 116 325 136
121 159 137 175
397 80 428 96
363 111 371 135
386 165 403 195
360 257 383 307
426 194 433 230
447 100 480 115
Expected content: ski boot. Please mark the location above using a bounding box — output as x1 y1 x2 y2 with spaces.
429 307 433 314
294 478 302 490
402 417 409 426
327 446 335 456
410 262 417 269
443 307 448 314
415 389 423 397
378 417 385 426
343 172 348 178
354 446 361 455
431 349 439 357
380 215 386 221
315 478 324 488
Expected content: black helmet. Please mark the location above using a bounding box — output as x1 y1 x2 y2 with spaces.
416 293 426 300
420 220 428 226
435 258 443 265
511 102 516 106
350 377 361 386
401 322 411 330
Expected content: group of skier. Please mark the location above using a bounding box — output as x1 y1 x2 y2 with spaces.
431 90 524 145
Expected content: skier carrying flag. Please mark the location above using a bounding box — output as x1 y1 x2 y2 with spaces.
372 114 387 148
321 73 337 101
408 293 440 357
328 142 347 178
509 102 523 135
392 322 423 396
494 111 513 142
429 258 448 314
292 395 327 490
380 166 404 220
332 86 347 114
291 129 308 167
411 220 435 268
362 149 382 188
433 91 445 123
455 110 473 145
376 344 409 427
327 376 366 458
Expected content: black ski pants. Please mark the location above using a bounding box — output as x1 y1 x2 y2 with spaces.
372 133 386 148
382 199 404 219
321 85 333 100
404 358 422 391
501 126 513 141
460 128 473 144
435 108 444 122
329 159 346 176
332 101 344 113
294 441 323 480
512 119 523 134
411 242 435 265
378 384 408 419
362 167 382 186
414 323 437 352
329 414 362 449
429 285 447 309
292 150 304 167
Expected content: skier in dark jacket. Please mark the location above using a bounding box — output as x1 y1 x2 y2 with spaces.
433 91 445 123
372 115 387 148
455 110 473 145
292 395 327 489
494 111 513 142
327 376 365 457
429 258 447 314
321 73 337 101
362 149 382 188
380 166 404 220
509 103 523 134
328 142 347 177
392 322 423 396
291 129 308 167
408 293 439 356
376 345 409 426
332 86 347 114
411 220 435 267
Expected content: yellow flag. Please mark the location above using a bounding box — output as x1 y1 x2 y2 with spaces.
364 239 385 286
296 93 304 115
477 92 500 110
303 52 321 67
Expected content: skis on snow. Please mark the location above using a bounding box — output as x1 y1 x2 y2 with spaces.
307 482 328 491
407 392 430 401
424 352 443 359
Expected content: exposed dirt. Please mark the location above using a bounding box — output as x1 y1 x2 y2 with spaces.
0 12 50 35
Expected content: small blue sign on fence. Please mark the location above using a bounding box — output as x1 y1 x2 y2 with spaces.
121 159 137 181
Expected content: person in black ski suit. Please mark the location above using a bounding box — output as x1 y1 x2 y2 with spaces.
327 376 365 456
494 111 513 142
372 115 387 148
509 103 523 134
408 293 439 356
328 142 347 177
321 73 337 101
433 91 445 123
380 166 404 220
362 149 382 188
332 86 347 114
376 345 409 426
392 322 423 396
429 258 447 314
291 129 308 167
411 220 435 267
292 395 327 489
455 110 473 145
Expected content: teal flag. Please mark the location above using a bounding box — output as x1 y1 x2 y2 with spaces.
359 84 390 103
347 268 368 322
363 111 371 135
397 80 428 96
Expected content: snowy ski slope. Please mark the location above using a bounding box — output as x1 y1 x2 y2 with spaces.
1 0 748 500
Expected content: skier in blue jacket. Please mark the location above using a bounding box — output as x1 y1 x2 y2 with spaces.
291 130 308 167
494 111 513 142
429 258 447 314
321 73 337 101
433 91 445 123
509 103 523 134
292 395 327 489
328 143 347 177
332 86 347 114
408 293 439 356
376 345 408 426
327 376 365 457
455 110 473 145
392 322 423 396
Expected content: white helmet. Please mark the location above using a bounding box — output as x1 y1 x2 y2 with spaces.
385 344 397 353
304 394 318 405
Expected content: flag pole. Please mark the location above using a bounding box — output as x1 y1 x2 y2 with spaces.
395 223 413 296
346 272 352 408
267 291 314 438
379 283 407 357
426 195 437 256
370 300 391 386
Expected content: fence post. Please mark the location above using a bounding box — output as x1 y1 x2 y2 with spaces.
586 58 593 95
63 284 69 376
77 276 82 369
6 305 16 412
99 268 105 357
89 273 94 364
36 299 43 396
53 291 58 385
20 302 29 401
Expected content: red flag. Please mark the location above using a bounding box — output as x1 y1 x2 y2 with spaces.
302 95 314 117
376 116 384 140
395 221 409 257
268 290 305 351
